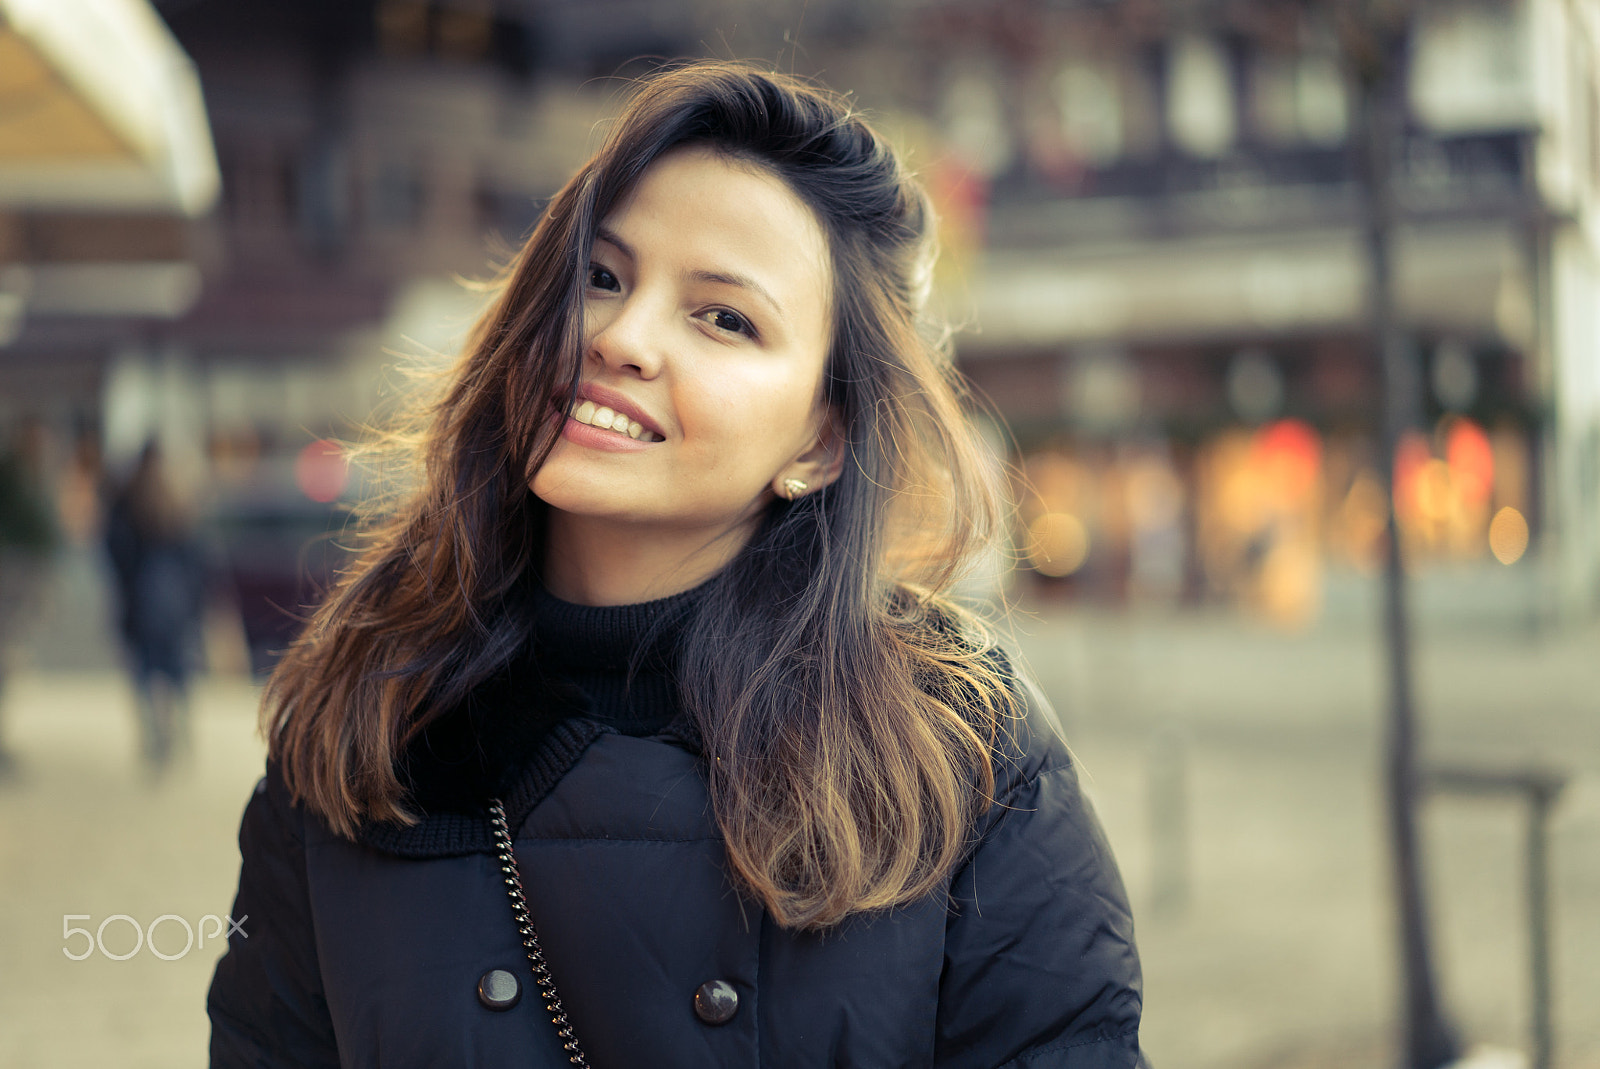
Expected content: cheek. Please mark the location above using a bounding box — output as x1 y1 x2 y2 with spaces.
694 380 811 461
682 397 763 472
671 347 828 462
579 307 602 350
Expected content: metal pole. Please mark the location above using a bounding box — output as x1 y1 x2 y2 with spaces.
1350 9 1460 1067
1528 785 1556 1069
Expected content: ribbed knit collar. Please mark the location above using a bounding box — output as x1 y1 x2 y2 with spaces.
362 580 708 858
530 582 704 675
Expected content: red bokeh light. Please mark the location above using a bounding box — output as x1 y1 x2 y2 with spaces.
1253 418 1322 500
295 438 348 503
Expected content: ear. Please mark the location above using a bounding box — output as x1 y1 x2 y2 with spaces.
772 407 847 500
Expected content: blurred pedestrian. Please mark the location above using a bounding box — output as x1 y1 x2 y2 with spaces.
209 62 1147 1068
0 418 56 778
104 440 205 775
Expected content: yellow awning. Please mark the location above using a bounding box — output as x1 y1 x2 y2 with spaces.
0 0 218 215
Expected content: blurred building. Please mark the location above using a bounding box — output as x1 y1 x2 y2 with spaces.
3 0 1596 661
0 0 220 671
916 0 1600 627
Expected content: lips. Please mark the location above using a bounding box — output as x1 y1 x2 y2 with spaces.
569 399 662 442
561 385 665 443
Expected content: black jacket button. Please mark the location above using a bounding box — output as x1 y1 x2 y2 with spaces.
477 969 521 1010
693 979 738 1025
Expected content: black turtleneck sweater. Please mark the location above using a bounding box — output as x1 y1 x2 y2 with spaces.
400 584 703 815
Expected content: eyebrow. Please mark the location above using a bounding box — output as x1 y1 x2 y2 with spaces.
595 225 787 322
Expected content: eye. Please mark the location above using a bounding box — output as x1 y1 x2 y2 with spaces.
587 264 620 292
702 308 755 338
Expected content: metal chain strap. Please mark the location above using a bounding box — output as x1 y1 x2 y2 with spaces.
487 798 589 1067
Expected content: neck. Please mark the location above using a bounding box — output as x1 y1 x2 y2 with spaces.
542 511 754 606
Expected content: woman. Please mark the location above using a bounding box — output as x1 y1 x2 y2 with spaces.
208 62 1147 1068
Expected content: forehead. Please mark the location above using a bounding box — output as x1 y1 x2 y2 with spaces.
598 146 833 323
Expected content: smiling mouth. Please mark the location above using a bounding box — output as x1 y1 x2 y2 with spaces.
569 399 663 442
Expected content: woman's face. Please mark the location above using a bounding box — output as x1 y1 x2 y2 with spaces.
531 146 837 560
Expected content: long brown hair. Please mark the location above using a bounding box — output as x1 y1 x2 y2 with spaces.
266 61 1014 929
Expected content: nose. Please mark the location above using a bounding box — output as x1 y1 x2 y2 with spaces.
586 294 664 378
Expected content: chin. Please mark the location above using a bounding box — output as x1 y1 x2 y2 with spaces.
531 472 638 524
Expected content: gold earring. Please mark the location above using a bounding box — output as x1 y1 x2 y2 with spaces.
782 477 808 500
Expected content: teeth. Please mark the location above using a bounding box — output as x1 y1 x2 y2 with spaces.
568 399 661 442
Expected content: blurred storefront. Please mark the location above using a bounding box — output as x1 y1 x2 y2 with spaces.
929 0 1600 628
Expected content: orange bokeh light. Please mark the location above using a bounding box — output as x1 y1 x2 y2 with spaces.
1445 417 1494 505
1253 419 1322 501
1489 506 1529 565
1392 431 1431 515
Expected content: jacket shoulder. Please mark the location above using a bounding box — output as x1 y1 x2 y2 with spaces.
208 761 343 1068
936 650 1147 1069
981 648 1075 808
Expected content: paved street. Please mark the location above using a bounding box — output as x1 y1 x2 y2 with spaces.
0 672 266 1069
1006 601 1600 1069
0 590 1597 1068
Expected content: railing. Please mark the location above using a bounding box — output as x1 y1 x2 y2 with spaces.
1422 764 1570 1069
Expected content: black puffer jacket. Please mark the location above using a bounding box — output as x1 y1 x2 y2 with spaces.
207 599 1147 1068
